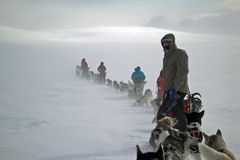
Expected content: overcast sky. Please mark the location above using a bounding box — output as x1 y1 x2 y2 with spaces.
0 0 240 41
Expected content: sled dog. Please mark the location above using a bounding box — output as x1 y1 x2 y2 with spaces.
88 71 94 79
76 65 81 76
162 129 197 160
136 144 164 160
134 89 153 106
184 110 205 160
127 81 135 98
92 73 100 83
150 97 163 123
119 81 128 92
113 81 120 91
106 79 112 88
190 129 236 160
149 117 178 152
185 110 205 142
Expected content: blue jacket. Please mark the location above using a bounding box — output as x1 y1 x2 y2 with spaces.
131 70 146 84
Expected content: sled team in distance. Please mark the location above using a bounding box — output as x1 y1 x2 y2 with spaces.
75 33 236 159
76 58 153 106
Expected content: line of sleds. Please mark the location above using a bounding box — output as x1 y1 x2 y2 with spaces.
75 64 236 160
76 63 153 104
76 65 105 84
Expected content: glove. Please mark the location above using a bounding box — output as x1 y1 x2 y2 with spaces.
169 87 177 101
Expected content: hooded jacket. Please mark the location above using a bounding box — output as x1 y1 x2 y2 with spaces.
81 59 88 70
131 68 146 84
161 33 189 94
97 63 106 78
97 64 106 73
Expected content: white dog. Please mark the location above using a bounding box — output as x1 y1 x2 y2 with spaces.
189 129 236 160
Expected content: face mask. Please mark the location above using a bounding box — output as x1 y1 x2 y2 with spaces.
161 38 172 50
162 42 171 49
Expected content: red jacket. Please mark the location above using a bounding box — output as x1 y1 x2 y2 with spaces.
156 75 165 97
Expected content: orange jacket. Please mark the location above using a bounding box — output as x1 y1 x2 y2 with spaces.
156 75 165 97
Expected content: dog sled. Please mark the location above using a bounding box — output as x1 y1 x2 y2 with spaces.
163 92 203 117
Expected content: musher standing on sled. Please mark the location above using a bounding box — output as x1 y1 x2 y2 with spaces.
97 62 106 84
157 33 189 132
131 66 146 96
81 58 89 78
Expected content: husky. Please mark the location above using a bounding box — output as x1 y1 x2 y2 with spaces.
184 110 204 160
136 144 164 160
127 81 135 98
150 97 163 123
92 73 100 83
185 110 205 142
113 81 120 91
134 89 153 106
88 71 94 79
119 81 128 92
133 81 146 99
106 79 112 88
162 129 198 160
149 117 178 152
76 65 81 76
189 129 236 160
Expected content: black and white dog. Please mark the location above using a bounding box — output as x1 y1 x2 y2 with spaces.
185 110 205 160
136 144 164 160
162 129 198 160
142 129 198 160
185 110 205 142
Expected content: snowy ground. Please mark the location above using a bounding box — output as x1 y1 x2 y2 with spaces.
0 30 240 160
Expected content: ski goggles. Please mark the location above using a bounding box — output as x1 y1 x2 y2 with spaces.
161 38 172 49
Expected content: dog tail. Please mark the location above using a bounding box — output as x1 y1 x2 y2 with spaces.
136 145 142 157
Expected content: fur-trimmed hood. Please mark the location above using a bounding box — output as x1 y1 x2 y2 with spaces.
161 33 177 55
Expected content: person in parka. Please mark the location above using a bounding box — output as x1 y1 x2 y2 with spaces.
81 58 89 77
97 62 106 84
156 33 189 132
131 66 146 95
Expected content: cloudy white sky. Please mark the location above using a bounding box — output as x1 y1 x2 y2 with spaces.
0 0 240 44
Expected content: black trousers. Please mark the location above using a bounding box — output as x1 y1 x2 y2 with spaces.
157 92 187 132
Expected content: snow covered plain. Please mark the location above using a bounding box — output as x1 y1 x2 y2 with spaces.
0 28 240 160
